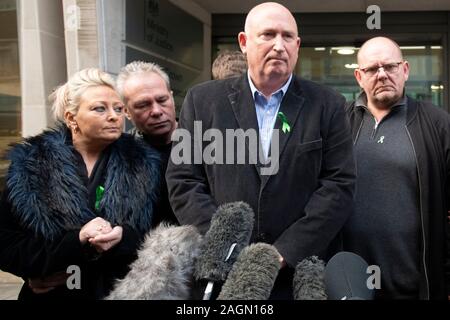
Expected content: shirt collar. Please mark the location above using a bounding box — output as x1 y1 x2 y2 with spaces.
247 72 293 100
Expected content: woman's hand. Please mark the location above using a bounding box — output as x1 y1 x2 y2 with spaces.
79 217 112 244
88 226 123 253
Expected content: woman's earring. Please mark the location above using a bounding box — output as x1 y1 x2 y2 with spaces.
71 122 79 133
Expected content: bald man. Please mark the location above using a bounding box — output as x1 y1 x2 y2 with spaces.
344 36 450 300
167 2 355 299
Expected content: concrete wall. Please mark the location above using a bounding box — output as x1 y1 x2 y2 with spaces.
63 0 100 77
18 0 67 137
96 0 124 76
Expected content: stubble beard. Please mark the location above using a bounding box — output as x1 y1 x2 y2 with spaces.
372 90 403 109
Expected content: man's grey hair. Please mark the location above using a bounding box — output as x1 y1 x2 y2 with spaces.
116 61 171 98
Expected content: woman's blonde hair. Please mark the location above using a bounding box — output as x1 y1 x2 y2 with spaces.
49 68 116 123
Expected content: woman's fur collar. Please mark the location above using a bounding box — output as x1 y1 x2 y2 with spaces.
6 125 160 240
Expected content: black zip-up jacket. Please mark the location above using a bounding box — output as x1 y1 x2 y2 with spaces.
346 96 450 300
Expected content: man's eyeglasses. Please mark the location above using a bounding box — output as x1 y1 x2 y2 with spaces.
358 62 403 77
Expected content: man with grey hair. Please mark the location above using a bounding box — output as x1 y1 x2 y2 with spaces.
117 61 178 227
344 36 450 300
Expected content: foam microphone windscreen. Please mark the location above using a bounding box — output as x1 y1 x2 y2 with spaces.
217 243 281 300
293 256 327 300
194 201 254 282
325 251 375 300
106 224 202 300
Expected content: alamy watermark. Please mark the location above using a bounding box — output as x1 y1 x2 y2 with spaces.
170 122 280 176
66 265 81 290
366 264 381 290
65 5 81 31
367 5 381 30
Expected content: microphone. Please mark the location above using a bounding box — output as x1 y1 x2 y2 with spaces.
293 256 327 300
106 224 202 300
325 251 375 300
217 243 281 300
194 201 254 300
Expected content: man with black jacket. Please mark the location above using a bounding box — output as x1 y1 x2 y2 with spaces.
344 36 450 300
167 2 355 299
117 61 179 227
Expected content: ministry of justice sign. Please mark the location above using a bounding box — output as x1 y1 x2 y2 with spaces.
126 0 204 70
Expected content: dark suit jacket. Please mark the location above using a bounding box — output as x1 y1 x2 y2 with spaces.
166 74 355 269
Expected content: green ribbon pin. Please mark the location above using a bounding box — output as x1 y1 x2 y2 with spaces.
277 112 291 133
95 185 105 211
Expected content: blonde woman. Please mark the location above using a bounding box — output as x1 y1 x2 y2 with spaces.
0 68 160 299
